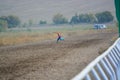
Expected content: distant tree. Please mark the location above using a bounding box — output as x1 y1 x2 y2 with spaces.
7 15 21 28
78 14 97 23
53 13 68 24
0 16 8 21
70 13 97 24
0 19 8 32
79 14 88 23
39 20 47 24
28 19 33 27
87 14 97 23
0 15 21 28
22 22 27 27
95 11 114 23
70 14 79 24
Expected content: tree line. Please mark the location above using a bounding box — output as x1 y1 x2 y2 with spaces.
0 15 21 31
54 11 114 24
0 11 114 31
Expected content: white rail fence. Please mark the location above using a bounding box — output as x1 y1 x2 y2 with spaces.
72 38 120 80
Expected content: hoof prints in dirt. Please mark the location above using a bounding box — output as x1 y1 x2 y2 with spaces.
62 39 102 48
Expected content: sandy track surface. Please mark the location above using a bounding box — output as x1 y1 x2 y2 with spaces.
0 29 117 80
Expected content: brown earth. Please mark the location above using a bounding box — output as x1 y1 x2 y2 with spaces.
0 29 118 80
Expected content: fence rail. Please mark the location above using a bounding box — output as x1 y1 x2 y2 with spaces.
72 38 120 80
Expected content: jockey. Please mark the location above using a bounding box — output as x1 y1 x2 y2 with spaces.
55 32 64 43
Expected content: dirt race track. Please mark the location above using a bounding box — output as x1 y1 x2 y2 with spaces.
0 29 118 80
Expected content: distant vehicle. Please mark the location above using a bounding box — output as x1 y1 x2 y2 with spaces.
94 24 107 29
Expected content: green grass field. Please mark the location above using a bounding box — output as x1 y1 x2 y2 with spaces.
0 24 117 46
